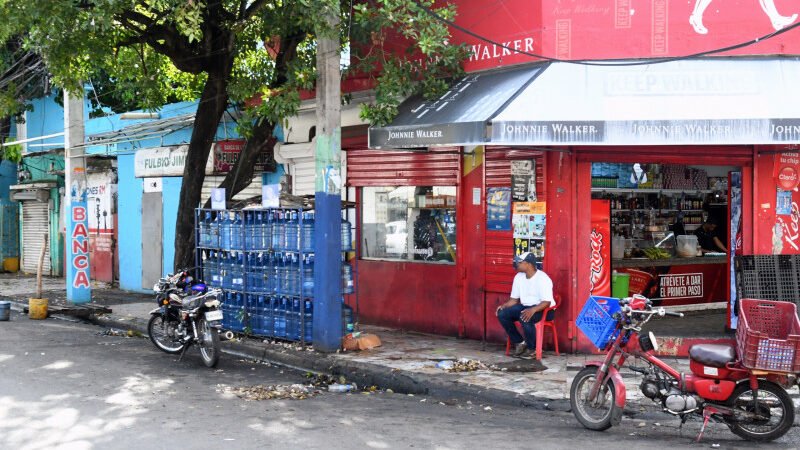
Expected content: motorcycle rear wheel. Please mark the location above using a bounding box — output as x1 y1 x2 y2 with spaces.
570 367 620 431
198 318 220 368
726 380 795 442
147 314 185 354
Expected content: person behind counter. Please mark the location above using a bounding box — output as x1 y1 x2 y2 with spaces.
694 218 727 253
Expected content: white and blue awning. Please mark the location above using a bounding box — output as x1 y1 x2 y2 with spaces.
369 57 800 148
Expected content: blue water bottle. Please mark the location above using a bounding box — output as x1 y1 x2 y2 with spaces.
209 211 220 248
220 212 232 250
276 297 287 338
301 212 315 252
262 211 272 250
341 218 352 251
303 299 313 342
285 211 299 251
302 254 315 296
231 212 243 250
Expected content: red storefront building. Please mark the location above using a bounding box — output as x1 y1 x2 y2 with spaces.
344 0 800 355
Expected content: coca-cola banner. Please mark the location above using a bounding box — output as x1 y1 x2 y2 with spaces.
590 199 611 297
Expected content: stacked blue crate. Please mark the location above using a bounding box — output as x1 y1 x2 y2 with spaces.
195 207 355 344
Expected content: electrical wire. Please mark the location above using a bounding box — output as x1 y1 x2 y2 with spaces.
411 0 800 66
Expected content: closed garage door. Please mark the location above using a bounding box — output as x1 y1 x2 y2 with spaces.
21 200 50 275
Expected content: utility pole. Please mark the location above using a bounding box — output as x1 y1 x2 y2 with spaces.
312 3 343 352
64 89 91 304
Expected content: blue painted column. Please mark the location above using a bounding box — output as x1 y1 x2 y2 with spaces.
312 7 343 352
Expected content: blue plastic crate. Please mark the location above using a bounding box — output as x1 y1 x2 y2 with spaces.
577 296 622 349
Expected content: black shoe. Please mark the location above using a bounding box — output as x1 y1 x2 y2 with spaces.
511 342 528 358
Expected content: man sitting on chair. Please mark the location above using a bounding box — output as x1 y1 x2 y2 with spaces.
496 252 555 359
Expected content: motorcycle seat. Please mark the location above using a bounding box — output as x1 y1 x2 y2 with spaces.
689 344 735 368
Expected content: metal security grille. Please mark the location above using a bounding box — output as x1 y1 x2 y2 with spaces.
21 200 50 275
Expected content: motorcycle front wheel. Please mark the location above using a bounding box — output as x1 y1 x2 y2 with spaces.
198 318 220 368
726 380 795 442
570 367 620 431
147 314 185 354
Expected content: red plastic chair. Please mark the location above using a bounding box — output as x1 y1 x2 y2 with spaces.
504 294 560 360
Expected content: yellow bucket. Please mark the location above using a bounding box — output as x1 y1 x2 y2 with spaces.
3 257 19 273
29 298 48 320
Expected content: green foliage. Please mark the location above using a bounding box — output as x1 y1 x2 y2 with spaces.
2 143 22 163
0 0 465 129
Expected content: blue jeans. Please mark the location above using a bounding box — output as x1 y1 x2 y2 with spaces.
498 304 555 348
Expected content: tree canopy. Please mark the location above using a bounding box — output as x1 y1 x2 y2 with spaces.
0 0 467 269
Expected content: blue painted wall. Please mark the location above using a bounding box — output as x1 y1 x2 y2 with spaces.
117 154 144 292
0 161 16 201
161 177 182 274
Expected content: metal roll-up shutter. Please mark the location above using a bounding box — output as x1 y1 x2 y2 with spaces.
345 147 460 187
484 147 546 294
201 175 263 205
21 200 51 275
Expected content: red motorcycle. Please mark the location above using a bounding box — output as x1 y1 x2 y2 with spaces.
571 295 799 442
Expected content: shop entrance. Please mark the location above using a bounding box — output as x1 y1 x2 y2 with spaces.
589 161 741 338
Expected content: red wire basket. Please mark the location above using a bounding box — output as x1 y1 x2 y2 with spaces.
736 299 800 373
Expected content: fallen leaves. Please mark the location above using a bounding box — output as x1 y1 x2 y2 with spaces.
226 384 321 401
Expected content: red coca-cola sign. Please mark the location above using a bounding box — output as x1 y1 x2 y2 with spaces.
590 200 611 296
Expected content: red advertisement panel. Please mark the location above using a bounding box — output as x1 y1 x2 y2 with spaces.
590 199 611 296
773 152 800 191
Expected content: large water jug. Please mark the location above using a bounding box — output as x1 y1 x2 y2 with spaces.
301 212 315 252
288 298 301 340
287 254 300 296
205 251 218 287
262 296 275 337
199 211 210 247
242 211 252 250
220 212 232 250
246 253 259 293
341 218 352 251
249 211 260 250
275 253 286 294
303 299 313 342
342 258 354 294
261 211 272 250
274 211 285 250
230 212 243 250
231 252 245 291
251 295 263 335
285 211 299 251
275 296 287 338
208 212 220 248
302 254 315 296
220 253 232 289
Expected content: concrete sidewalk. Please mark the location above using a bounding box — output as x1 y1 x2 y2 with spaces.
0 274 691 412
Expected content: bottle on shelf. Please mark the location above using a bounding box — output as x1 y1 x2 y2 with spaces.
342 256 354 294
220 212 232 250
263 295 275 337
275 296 287 338
285 210 299 252
199 211 209 247
274 211 286 250
207 211 220 248
303 299 313 342
231 212 243 250
302 212 315 252
302 254 315 297
341 218 352 251
262 211 272 251
288 253 300 296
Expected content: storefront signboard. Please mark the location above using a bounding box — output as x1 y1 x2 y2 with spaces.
486 187 511 231
134 145 215 178
511 160 536 201
658 273 704 299
86 172 116 233
213 140 273 173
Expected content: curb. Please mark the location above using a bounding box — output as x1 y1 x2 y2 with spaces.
85 311 571 411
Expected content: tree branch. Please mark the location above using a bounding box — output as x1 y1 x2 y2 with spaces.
241 0 269 21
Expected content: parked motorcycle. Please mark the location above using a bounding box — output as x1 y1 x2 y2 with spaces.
147 270 225 368
571 295 796 442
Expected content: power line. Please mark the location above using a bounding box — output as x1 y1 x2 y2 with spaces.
412 0 800 66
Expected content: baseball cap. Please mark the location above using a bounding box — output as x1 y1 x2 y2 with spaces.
513 252 537 267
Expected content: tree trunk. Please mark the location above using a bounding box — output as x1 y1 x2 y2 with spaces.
173 73 231 272
203 118 277 208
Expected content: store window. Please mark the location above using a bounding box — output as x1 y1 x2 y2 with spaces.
361 186 457 263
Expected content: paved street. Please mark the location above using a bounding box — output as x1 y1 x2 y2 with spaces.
1 310 797 450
